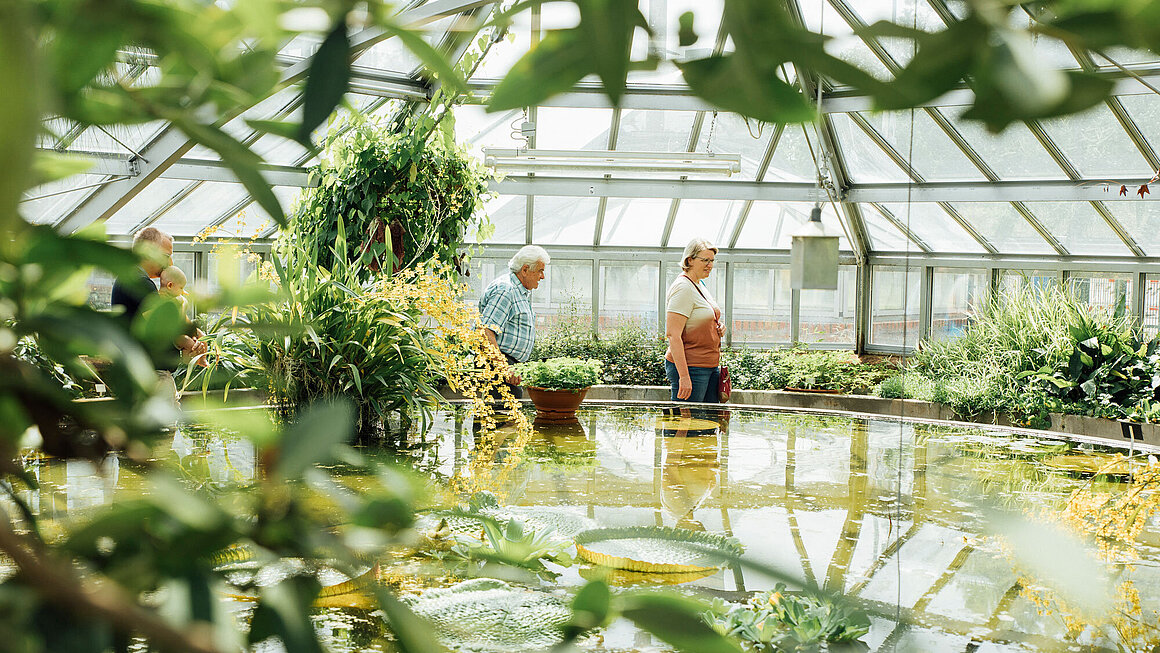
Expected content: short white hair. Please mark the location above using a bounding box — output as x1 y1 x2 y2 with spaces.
508 245 550 273
680 237 718 271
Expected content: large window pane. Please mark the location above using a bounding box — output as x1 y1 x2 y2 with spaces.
1068 273 1133 315
731 265 791 344
930 268 989 341
1039 104 1153 178
1019 202 1131 256
856 110 987 182
827 114 909 183
616 109 696 153
1100 200 1160 257
601 198 671 246
667 199 745 249
473 195 525 244
799 266 857 346
1145 275 1160 337
950 114 1066 180
535 107 613 150
948 203 1055 254
737 202 851 250
460 258 507 304
999 269 1060 302
533 260 593 332
691 112 774 182
532 196 599 245
599 261 659 335
872 202 986 253
871 265 922 348
763 125 818 183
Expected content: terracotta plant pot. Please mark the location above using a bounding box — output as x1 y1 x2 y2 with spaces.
525 386 590 422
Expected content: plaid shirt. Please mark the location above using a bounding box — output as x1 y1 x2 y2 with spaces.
479 271 536 362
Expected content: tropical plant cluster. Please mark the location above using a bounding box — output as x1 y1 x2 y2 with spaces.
880 285 1160 426
704 584 871 652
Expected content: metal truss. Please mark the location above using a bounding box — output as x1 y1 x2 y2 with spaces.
54 0 496 234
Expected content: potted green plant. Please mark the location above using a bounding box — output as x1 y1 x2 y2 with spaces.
515 357 603 422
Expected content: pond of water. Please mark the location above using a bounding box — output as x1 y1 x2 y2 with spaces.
14 404 1160 651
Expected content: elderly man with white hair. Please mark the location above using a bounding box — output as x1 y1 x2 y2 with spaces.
478 245 550 398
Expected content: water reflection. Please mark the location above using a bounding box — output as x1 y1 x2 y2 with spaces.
16 405 1160 651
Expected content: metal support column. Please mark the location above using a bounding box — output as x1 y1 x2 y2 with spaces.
591 258 601 334
723 261 734 348
919 265 933 343
1134 271 1147 330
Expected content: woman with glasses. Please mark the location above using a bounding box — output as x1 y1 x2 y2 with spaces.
664 238 726 403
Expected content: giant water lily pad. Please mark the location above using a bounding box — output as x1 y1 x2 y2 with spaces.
403 578 571 651
574 526 742 573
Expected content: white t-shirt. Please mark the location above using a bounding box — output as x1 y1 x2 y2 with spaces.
664 275 721 367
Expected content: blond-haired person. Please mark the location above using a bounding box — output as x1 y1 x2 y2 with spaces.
664 238 725 402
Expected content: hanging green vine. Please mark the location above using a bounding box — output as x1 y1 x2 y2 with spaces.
287 110 494 280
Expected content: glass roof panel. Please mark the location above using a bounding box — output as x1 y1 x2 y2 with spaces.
601 197 671 246
1094 47 1160 68
535 107 613 150
66 121 168 155
454 104 525 151
1019 201 1131 256
826 114 910 182
1116 94 1160 164
471 8 533 80
691 112 774 182
1039 104 1153 178
152 183 251 237
531 196 599 245
627 0 722 85
947 108 1067 180
873 202 987 253
103 179 197 236
615 109 696 153
667 199 746 247
252 133 312 166
799 0 892 83
41 117 74 149
354 35 423 75
475 195 525 244
859 204 915 251
20 174 107 225
763 124 820 182
736 201 851 250
279 34 322 59
842 0 944 68
215 187 301 239
1009 10 1078 69
947 202 1055 254
856 110 987 181
1101 200 1160 256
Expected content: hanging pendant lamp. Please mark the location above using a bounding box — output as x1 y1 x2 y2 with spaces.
790 203 839 290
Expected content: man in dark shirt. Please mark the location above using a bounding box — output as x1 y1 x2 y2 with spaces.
111 227 173 323
112 227 206 359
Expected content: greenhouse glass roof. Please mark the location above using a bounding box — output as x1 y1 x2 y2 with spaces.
23 0 1160 266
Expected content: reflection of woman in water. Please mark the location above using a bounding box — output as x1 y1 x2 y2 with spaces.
659 408 724 531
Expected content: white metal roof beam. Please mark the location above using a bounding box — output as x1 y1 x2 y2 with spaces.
492 176 1160 203
56 0 490 233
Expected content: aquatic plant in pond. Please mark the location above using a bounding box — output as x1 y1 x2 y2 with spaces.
704 584 871 651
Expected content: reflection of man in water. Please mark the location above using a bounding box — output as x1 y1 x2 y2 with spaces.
660 407 723 531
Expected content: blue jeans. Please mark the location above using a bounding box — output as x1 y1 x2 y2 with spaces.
665 360 720 403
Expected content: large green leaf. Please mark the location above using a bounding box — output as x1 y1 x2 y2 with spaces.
487 28 592 111
373 587 445 653
272 400 355 482
963 70 1112 132
165 112 286 225
619 593 745 653
679 56 814 123
299 18 352 144
575 0 648 106
249 575 325 653
868 17 988 110
0 0 38 234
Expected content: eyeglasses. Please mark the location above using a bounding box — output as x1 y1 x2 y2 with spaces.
693 256 716 264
